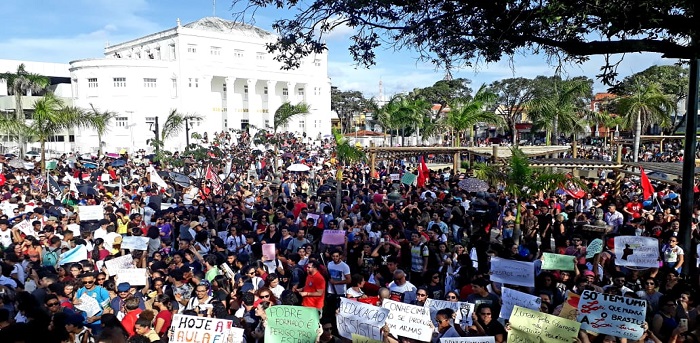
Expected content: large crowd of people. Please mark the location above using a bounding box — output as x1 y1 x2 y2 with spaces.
0 131 698 343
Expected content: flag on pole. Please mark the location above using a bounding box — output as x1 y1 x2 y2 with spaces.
206 165 222 195
639 167 655 200
48 175 62 195
147 166 168 190
417 156 430 187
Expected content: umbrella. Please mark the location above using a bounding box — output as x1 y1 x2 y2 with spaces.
457 178 489 192
287 163 310 172
77 184 98 195
169 172 191 187
106 153 120 158
110 159 126 167
80 160 98 169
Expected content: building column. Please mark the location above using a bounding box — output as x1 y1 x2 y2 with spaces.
225 77 240 132
247 78 263 132
286 81 297 104
266 80 278 130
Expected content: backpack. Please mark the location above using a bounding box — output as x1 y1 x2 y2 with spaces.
42 247 60 267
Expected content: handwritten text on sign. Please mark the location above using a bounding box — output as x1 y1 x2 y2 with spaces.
121 236 149 251
423 298 475 326
337 298 389 341
508 305 580 343
265 305 320 343
613 236 659 268
104 254 135 276
382 299 433 342
489 257 535 287
499 287 541 320
577 290 647 340
441 337 495 343
321 230 346 245
541 252 576 271
170 314 233 343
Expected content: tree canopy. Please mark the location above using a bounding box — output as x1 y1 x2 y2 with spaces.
234 0 697 84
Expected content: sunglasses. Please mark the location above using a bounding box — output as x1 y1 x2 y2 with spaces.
480 312 492 316
46 302 60 307
260 294 270 299
97 278 106 281
417 293 427 297
83 280 94 284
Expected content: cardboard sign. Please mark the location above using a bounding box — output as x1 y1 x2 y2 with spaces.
169 314 235 343
78 205 103 221
321 230 346 245
390 174 400 181
401 173 417 185
441 338 495 343
337 298 390 341
116 268 148 286
76 293 101 317
577 290 647 340
423 298 475 326
263 243 276 260
613 236 660 268
499 287 542 320
558 292 580 321
104 254 134 276
352 334 382 343
509 305 580 343
265 305 320 343
121 236 149 251
382 299 432 342
489 257 535 287
541 252 576 271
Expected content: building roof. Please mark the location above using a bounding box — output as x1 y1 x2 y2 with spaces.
183 17 274 38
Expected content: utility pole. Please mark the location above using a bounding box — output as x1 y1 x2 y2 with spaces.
679 57 699 276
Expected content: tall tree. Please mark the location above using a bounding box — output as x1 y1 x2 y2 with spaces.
614 82 674 162
488 78 536 144
331 88 373 133
528 78 593 144
409 78 472 114
273 102 310 133
0 63 50 157
331 127 365 214
160 110 203 148
87 104 119 158
445 84 502 146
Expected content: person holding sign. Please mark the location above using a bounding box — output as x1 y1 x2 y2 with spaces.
468 304 506 343
432 308 461 342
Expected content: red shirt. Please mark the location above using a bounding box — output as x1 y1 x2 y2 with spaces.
625 202 642 214
301 271 326 310
121 309 142 337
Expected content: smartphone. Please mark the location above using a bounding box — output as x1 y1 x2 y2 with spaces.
679 318 688 331
380 238 385 243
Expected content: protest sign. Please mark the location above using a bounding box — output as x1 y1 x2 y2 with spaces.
352 334 383 343
390 173 400 181
337 298 390 341
121 236 149 251
14 221 35 238
170 314 234 343
613 236 659 268
401 173 417 185
586 238 604 259
263 244 276 260
321 230 345 245
104 254 134 276
441 338 495 343
306 213 320 224
577 290 647 340
499 287 541 320
76 293 101 317
66 223 81 236
382 299 432 342
541 252 576 271
265 305 320 343
60 245 88 264
78 205 103 221
558 292 580 321
423 298 475 326
116 268 148 286
508 305 580 343
230 328 245 343
489 257 535 287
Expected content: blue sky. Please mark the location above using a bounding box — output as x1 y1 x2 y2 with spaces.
0 0 674 98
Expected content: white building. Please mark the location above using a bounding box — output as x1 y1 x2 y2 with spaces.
1 17 332 154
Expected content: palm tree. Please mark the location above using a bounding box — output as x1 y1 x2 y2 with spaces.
331 127 365 214
160 109 203 148
87 104 119 158
615 82 673 162
0 64 50 157
528 79 592 145
445 84 502 147
273 102 310 133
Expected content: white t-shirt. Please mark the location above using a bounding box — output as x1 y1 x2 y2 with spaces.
93 228 108 241
327 261 351 294
388 281 417 304
0 228 13 249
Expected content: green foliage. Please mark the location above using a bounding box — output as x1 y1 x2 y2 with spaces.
274 102 310 132
331 88 375 133
161 109 203 141
332 127 366 165
488 78 537 143
527 77 593 144
409 78 472 113
445 84 502 146
87 104 119 157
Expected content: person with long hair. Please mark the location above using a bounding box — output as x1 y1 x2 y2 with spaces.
266 273 285 299
152 294 173 337
92 238 110 262
256 287 279 305
211 275 231 306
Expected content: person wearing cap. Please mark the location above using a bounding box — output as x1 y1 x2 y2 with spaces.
110 282 145 320
65 313 94 343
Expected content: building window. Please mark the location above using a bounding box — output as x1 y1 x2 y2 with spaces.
256 52 265 61
113 77 126 88
234 49 244 58
282 88 288 96
188 78 198 88
210 46 221 56
297 88 305 96
244 85 249 100
69 135 75 142
169 44 176 60
88 78 98 88
263 86 268 95
241 119 249 130
265 120 270 128
222 83 227 99
116 117 128 127
299 120 305 129
143 78 157 88
187 44 197 53
314 59 321 67
224 119 228 128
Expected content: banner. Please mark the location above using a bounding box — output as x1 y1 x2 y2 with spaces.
265 305 320 343
121 236 149 251
441 338 495 343
337 298 390 341
78 205 103 221
401 173 417 185
390 174 400 181
613 236 659 268
59 245 88 265
541 252 576 271
104 254 135 276
116 268 148 286
577 290 647 340
499 287 541 320
321 230 346 245
508 306 580 343
169 314 235 343
423 298 474 326
489 257 535 287
382 299 432 342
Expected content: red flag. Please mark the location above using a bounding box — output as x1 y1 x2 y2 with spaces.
417 156 430 187
639 167 655 199
206 165 222 195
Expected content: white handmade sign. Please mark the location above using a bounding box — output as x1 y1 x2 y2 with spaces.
337 298 390 341
104 254 134 276
78 205 103 221
499 287 542 320
489 257 535 287
14 221 35 237
382 299 432 342
613 236 659 268
441 338 495 343
121 236 149 251
423 298 475 326
76 293 101 317
577 290 647 340
169 314 235 343
116 268 148 286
